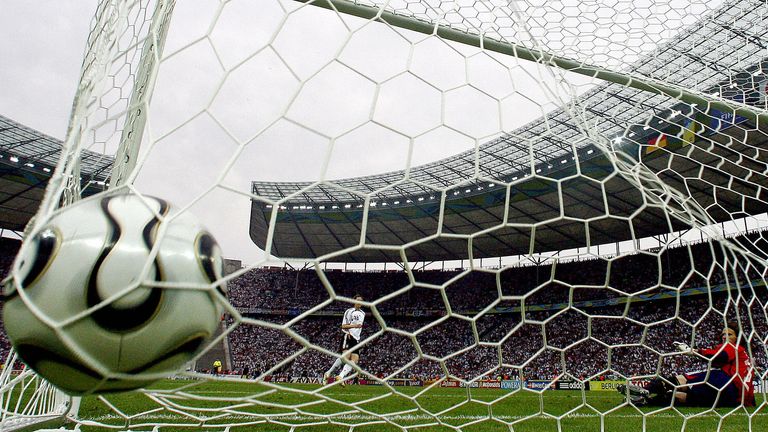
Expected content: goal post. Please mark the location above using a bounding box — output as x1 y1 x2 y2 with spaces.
0 352 77 431
109 0 176 189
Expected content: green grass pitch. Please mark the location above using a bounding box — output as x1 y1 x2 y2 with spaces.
68 379 766 431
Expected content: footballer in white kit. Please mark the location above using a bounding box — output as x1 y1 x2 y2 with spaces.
324 295 365 384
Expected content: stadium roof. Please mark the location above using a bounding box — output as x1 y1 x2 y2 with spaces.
250 2 768 262
0 115 110 231
1 2 765 261
253 2 768 204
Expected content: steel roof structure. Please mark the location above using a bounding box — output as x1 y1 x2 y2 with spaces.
0 115 109 231
253 2 768 204
250 1 768 262
1 2 766 262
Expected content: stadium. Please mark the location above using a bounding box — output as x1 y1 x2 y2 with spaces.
1 1 768 431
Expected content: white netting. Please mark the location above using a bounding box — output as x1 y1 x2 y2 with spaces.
2 0 768 430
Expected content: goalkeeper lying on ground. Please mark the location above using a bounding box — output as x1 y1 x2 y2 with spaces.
618 321 755 407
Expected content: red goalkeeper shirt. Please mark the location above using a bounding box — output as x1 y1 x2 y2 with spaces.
698 342 755 406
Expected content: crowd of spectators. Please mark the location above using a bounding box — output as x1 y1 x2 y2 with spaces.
0 238 22 363
226 235 768 382
227 236 765 317
228 292 768 382
0 232 766 384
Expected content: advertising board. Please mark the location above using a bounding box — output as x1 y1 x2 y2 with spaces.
525 380 554 390
501 380 521 390
589 380 624 391
555 380 584 390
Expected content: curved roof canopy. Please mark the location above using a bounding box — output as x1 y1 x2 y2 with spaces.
2 2 766 261
0 115 109 231
250 2 768 262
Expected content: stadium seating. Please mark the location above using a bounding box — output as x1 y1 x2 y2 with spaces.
1 236 765 381
224 235 768 381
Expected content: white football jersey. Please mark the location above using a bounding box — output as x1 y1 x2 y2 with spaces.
342 307 365 341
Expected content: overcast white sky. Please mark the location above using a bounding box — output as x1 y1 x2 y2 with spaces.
1 0 730 266
0 3 96 137
0 1 555 265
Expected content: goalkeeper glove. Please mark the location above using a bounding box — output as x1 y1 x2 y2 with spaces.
673 341 691 353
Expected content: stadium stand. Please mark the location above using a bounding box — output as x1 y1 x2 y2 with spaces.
1 234 764 382
222 234 768 382
0 238 22 362
226 296 767 382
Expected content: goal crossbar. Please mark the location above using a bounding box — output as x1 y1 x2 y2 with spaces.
296 0 768 126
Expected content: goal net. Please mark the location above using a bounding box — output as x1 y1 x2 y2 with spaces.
3 0 768 430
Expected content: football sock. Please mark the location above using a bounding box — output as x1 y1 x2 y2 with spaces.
644 378 675 406
339 364 353 379
646 391 674 406
662 375 678 392
646 377 670 395
327 358 343 375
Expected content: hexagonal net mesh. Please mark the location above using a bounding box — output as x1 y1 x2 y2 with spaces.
2 0 768 430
